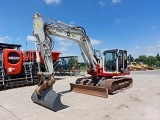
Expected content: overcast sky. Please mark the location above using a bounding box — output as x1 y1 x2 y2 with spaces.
1 0 160 61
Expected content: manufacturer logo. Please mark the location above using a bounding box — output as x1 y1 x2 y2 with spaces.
8 52 20 64
8 56 20 60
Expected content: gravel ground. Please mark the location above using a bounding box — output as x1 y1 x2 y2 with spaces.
0 70 160 120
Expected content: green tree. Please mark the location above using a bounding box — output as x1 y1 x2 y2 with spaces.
131 53 160 68
135 58 140 63
68 57 78 66
156 53 160 61
147 56 157 66
138 55 148 64
128 54 134 62
155 61 160 67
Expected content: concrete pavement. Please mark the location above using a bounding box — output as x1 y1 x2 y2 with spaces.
0 70 160 120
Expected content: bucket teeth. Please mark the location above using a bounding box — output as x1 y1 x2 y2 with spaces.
70 83 108 98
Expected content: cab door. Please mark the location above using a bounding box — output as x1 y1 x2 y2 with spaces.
117 50 128 73
103 50 117 72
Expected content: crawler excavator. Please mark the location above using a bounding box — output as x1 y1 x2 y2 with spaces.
31 13 133 111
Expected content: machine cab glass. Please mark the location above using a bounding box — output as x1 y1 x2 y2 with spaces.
103 49 128 73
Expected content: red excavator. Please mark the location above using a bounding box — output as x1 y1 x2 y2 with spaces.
31 13 133 111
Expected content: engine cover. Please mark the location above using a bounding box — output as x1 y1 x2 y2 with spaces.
3 49 23 75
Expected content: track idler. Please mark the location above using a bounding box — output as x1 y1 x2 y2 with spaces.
31 88 67 112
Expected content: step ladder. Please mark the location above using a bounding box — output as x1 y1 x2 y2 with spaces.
23 51 34 84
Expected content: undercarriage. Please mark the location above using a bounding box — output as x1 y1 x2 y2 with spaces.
70 76 133 98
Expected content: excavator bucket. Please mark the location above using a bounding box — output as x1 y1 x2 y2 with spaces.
70 83 108 98
31 88 67 112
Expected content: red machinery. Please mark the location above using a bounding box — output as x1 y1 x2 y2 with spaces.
0 43 60 89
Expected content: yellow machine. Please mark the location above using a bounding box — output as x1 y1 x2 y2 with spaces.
129 62 154 71
129 62 142 71
139 62 154 70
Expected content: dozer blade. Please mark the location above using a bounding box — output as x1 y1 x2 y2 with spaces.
107 77 133 94
31 88 67 112
70 83 108 98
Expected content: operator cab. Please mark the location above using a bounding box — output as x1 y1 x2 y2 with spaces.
103 49 128 73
